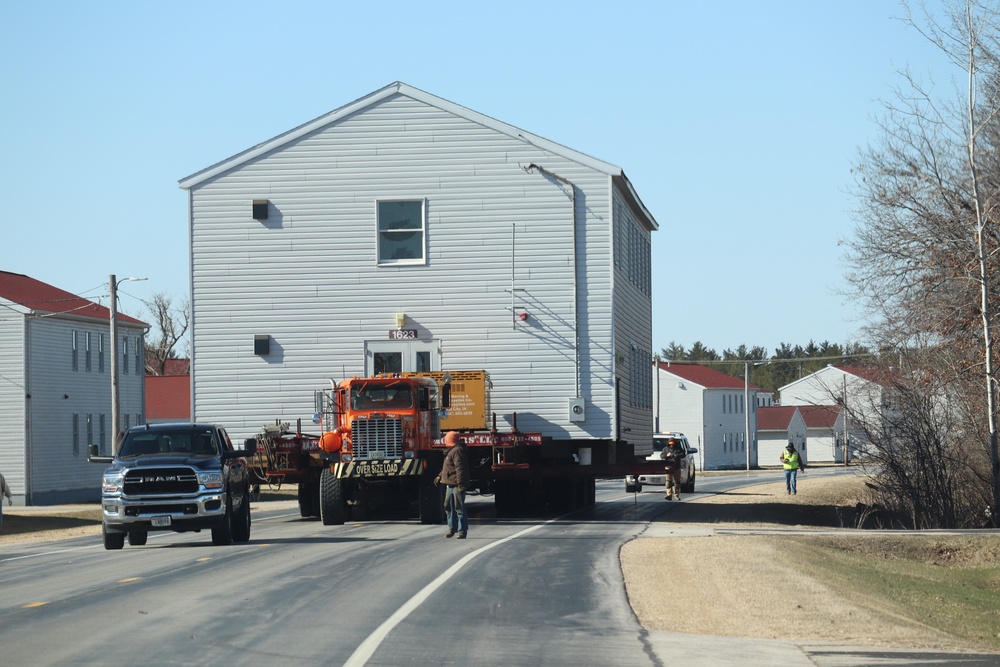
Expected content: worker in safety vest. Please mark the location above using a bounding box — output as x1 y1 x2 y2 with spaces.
779 442 805 495
661 438 686 501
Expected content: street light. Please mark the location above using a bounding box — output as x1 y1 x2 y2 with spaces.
110 274 146 453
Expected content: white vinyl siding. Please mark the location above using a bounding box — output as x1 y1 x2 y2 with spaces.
0 311 25 497
184 89 655 443
26 318 144 500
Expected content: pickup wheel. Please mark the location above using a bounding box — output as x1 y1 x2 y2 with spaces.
212 496 234 545
681 470 696 494
103 525 125 550
319 468 345 525
127 529 148 546
232 493 252 543
625 480 639 493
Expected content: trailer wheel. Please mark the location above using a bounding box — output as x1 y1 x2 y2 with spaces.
320 468 345 525
103 525 125 550
298 479 316 518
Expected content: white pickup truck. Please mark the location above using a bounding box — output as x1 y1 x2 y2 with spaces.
624 432 698 494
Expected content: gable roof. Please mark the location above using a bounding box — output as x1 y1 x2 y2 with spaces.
177 81 657 230
799 405 842 429
0 271 147 326
757 406 800 431
657 362 761 390
779 364 896 394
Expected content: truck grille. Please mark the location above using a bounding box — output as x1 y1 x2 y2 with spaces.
123 467 199 495
351 417 403 459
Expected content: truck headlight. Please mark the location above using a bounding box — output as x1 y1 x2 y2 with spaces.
102 473 124 493
198 472 224 489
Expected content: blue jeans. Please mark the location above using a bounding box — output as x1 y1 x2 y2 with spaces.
444 486 467 533
784 469 798 494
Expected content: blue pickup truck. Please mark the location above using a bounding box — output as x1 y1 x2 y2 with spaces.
88 423 256 550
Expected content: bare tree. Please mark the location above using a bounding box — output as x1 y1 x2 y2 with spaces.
847 0 1000 524
143 292 189 375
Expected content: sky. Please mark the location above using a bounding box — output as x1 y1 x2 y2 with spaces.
2 1 949 357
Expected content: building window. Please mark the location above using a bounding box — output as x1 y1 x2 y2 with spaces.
100 414 106 455
98 333 105 373
87 414 93 448
72 331 78 372
377 199 425 265
72 414 80 456
122 336 129 374
135 336 142 375
124 413 131 430
85 332 92 372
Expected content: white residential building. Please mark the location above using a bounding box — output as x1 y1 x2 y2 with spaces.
652 362 760 470
780 364 882 459
178 82 658 458
0 271 147 504
799 405 846 463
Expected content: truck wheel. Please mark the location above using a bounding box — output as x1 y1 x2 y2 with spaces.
320 468 345 525
103 525 125 550
212 497 234 545
419 468 445 524
232 494 252 543
127 529 148 546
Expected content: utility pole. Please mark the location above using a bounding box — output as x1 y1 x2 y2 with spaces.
109 274 146 454
110 274 120 453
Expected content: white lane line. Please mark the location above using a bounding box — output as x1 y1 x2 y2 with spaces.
344 517 558 667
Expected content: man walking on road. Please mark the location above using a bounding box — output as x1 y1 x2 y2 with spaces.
439 431 469 539
780 442 804 495
0 470 13 531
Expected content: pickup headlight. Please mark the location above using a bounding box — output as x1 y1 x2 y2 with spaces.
102 473 124 493
198 472 224 490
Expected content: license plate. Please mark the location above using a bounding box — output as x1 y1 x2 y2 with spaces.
151 516 172 527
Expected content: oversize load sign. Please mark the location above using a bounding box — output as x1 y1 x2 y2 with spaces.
338 459 421 478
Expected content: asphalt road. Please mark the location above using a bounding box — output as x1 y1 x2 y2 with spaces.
1 471 996 667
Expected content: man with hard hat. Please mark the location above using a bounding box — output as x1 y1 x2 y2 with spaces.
439 431 470 538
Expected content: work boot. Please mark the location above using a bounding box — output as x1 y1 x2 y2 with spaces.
458 532 467 539
446 531 455 538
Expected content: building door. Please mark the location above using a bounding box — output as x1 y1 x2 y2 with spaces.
365 340 441 375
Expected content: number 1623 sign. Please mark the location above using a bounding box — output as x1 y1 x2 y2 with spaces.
388 329 418 340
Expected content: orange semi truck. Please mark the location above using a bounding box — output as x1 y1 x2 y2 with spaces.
247 371 665 524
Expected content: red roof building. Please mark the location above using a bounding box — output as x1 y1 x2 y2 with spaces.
145 375 191 423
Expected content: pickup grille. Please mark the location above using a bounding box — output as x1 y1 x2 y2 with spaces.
123 467 199 495
351 417 403 459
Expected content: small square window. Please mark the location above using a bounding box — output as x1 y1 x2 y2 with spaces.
377 199 426 265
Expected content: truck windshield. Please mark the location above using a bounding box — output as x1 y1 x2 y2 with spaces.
351 384 413 410
118 428 218 457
